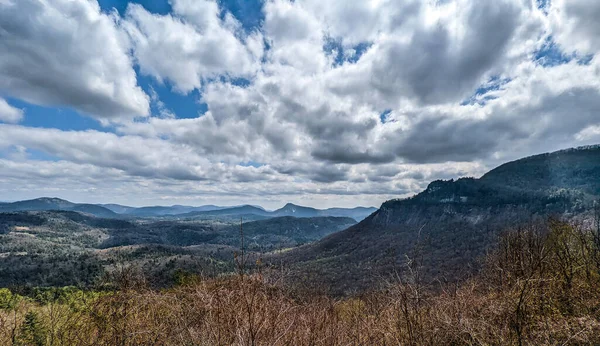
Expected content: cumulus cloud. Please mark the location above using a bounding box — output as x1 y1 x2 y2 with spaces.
0 0 149 120
0 0 599 208
324 0 544 107
105 0 600 201
0 98 23 123
0 124 219 181
551 0 600 54
123 0 264 93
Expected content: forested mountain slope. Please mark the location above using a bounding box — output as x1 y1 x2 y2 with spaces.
280 145 600 294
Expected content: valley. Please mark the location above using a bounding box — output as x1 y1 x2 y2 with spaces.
0 209 356 288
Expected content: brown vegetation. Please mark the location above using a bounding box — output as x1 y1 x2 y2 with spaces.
2 218 600 345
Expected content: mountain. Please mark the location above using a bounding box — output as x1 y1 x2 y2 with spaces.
0 198 375 221
0 197 75 211
182 203 377 221
280 145 600 294
320 207 378 221
271 203 377 221
122 205 227 217
100 203 137 214
480 145 600 197
182 205 273 218
218 216 356 250
0 198 118 218
70 204 121 218
99 203 267 217
100 204 231 217
272 203 320 217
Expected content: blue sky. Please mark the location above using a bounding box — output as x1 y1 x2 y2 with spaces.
0 0 599 208
10 0 264 132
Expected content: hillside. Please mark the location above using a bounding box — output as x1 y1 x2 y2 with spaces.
279 146 600 294
217 216 356 250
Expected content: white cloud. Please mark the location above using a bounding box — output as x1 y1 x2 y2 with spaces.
550 0 600 54
576 125 600 141
0 0 599 207
107 0 600 197
324 0 545 108
0 122 489 208
123 0 264 93
0 98 23 123
0 0 149 120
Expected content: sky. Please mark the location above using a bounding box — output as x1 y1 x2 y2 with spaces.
0 0 599 209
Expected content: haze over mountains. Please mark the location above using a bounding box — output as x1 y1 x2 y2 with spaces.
0 198 377 222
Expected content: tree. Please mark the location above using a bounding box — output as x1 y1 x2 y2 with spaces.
16 311 46 346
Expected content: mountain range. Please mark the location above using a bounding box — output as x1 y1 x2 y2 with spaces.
2 145 599 295
179 203 377 221
0 198 377 222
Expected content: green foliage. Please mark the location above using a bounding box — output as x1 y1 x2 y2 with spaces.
173 268 200 286
16 311 46 346
30 287 92 306
0 287 20 310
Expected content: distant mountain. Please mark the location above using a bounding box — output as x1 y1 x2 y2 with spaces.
100 204 137 214
0 197 75 211
100 203 254 217
0 198 118 218
2 198 376 221
280 145 600 294
271 203 377 221
181 203 377 221
70 204 121 218
320 207 379 221
181 205 272 218
122 205 227 217
272 203 320 217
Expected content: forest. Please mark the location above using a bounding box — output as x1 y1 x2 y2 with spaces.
1 217 600 345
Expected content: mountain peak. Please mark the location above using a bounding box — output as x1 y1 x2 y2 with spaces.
34 197 71 203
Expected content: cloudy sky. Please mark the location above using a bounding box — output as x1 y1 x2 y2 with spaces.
0 0 599 209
